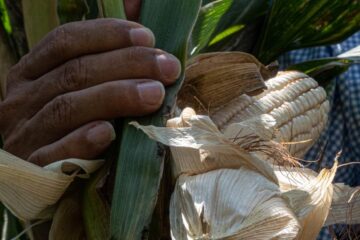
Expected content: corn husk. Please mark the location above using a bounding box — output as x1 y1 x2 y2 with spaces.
170 169 300 239
177 52 272 111
49 191 85 240
325 183 360 226
131 109 279 183
0 149 103 221
134 108 359 240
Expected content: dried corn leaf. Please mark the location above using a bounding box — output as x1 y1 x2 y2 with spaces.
0 149 103 221
280 163 337 239
170 169 300 239
131 111 278 183
49 190 85 240
325 183 360 226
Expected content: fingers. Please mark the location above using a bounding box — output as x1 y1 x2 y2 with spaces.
19 79 165 157
30 47 180 107
28 121 115 166
124 0 142 21
15 19 155 79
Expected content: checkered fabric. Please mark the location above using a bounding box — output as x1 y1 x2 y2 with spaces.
279 32 360 240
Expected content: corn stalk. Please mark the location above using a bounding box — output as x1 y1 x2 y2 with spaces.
22 0 59 49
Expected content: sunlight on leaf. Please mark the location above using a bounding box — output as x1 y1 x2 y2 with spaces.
209 24 244 46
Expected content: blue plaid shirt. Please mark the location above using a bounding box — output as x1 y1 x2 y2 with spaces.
279 32 360 240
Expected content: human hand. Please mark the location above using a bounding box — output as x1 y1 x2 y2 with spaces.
0 18 180 166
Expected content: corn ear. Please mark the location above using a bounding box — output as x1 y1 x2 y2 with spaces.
181 59 329 158
214 73 328 158
134 107 359 239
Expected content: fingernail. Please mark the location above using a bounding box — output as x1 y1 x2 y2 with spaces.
130 28 155 46
156 54 181 81
87 122 116 146
137 81 165 106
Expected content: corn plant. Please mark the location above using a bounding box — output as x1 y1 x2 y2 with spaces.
0 0 359 239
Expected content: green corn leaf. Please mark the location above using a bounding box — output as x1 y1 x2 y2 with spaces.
110 1 201 239
0 205 26 240
0 28 15 100
0 1 28 58
0 0 12 34
22 0 60 49
255 0 360 64
85 0 100 19
83 163 111 240
191 0 232 55
191 0 269 55
98 0 126 19
58 0 89 24
287 44 360 91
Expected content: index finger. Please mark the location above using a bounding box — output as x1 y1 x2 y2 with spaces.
17 18 155 79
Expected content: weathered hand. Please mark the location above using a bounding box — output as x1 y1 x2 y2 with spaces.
0 18 180 166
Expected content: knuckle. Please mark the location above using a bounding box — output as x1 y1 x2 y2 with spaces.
2 133 23 157
47 25 69 58
28 150 48 166
126 46 151 62
45 95 74 128
6 64 25 93
59 58 87 91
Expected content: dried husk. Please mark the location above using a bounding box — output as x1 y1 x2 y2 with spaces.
170 169 300 239
325 183 360 226
131 110 279 183
0 149 103 221
49 191 85 240
278 163 337 239
177 52 273 112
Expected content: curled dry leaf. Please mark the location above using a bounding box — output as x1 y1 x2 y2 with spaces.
0 149 103 221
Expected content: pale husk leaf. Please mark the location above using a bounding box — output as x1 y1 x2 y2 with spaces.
170 169 300 239
49 191 85 240
130 112 278 183
325 183 360 226
0 149 103 221
279 163 337 239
